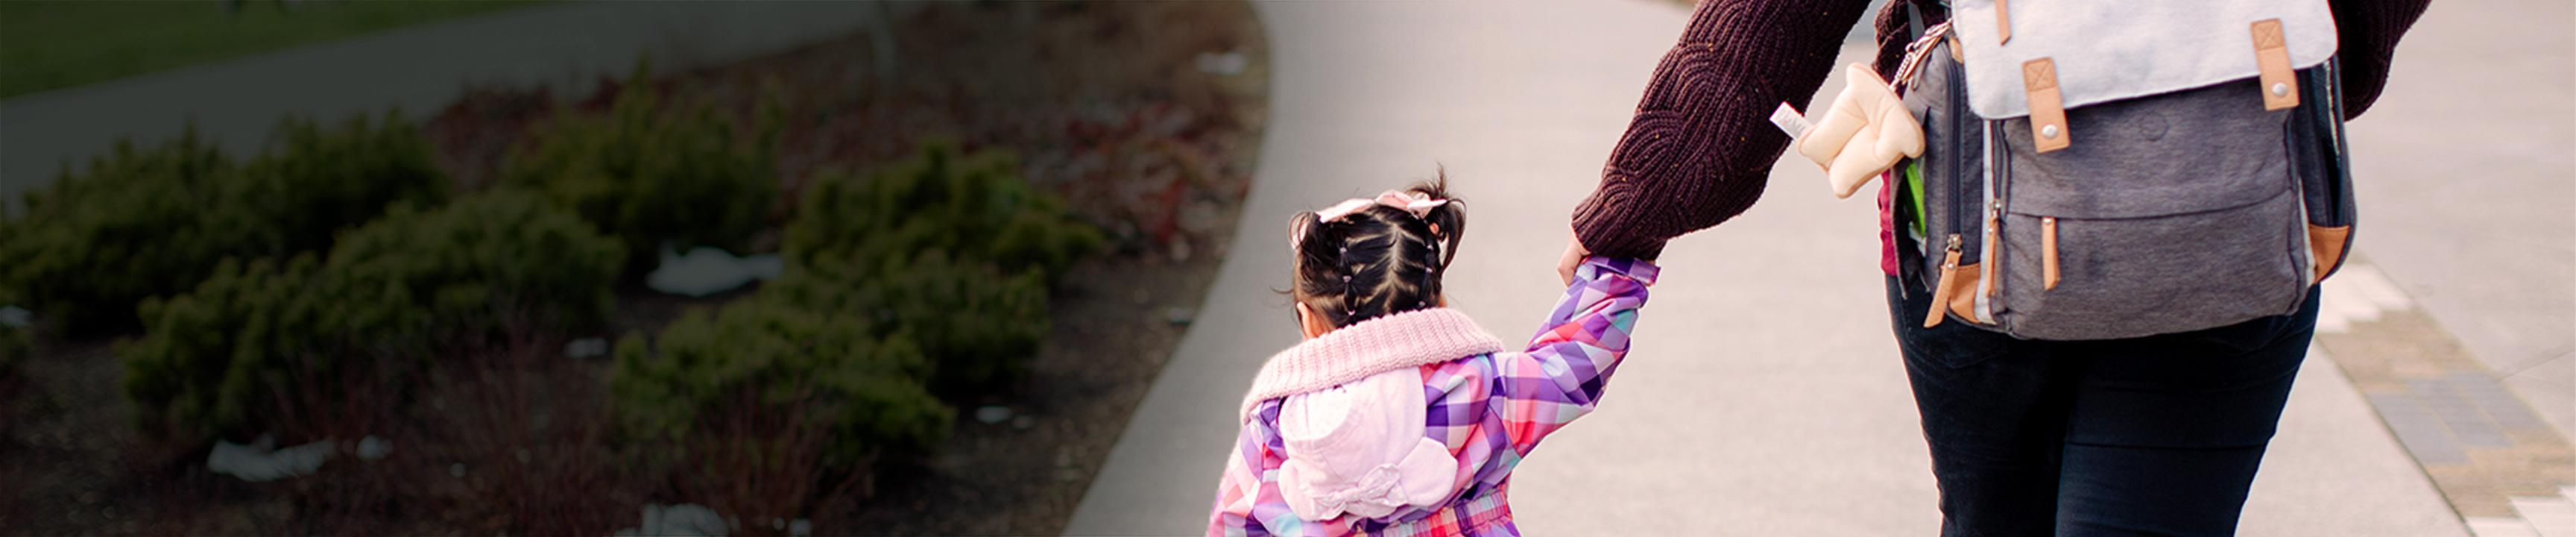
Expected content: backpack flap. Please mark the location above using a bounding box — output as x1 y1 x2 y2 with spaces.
1947 0 2339 121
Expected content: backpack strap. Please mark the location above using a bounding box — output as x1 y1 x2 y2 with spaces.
2292 55 2358 283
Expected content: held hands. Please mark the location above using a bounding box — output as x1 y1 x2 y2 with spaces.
1557 230 1590 286
1790 63 1924 199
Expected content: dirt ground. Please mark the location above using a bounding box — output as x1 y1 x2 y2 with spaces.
0 1 1266 534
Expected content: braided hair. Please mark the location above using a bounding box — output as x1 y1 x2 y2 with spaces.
1287 172 1466 330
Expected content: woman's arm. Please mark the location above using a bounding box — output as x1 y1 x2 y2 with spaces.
1493 257 1657 450
1572 0 1878 260
2328 0 2431 120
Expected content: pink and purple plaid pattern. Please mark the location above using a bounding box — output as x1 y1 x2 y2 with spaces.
1210 257 1658 536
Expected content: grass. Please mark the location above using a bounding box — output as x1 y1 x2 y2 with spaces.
0 0 539 99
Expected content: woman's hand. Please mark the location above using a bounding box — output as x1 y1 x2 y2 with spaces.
1557 231 1591 286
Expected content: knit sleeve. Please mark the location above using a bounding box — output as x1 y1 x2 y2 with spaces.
1572 0 1876 260
2328 0 2431 121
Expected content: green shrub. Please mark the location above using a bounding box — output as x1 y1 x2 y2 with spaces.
318 192 625 343
225 113 452 256
776 142 1096 398
119 256 329 440
1 324 27 380
609 298 952 471
120 192 622 441
785 142 1102 281
502 67 779 272
3 128 236 333
763 253 1049 396
1 113 447 333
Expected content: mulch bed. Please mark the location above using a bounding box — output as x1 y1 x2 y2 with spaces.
0 1 1266 534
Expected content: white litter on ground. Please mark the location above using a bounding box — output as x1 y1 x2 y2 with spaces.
0 306 30 327
615 503 733 537
206 434 335 482
645 247 784 297
975 406 1014 424
566 337 611 358
606 503 811 536
355 436 392 461
1197 51 1248 75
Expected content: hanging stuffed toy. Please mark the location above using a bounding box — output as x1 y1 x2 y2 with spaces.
1774 63 1925 199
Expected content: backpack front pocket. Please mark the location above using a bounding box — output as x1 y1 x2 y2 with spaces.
1978 77 2314 340
1994 186 2308 340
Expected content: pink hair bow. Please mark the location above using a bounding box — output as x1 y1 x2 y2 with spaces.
1289 190 1456 252
1316 190 1453 222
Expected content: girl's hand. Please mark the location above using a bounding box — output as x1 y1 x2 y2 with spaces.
1557 231 1590 286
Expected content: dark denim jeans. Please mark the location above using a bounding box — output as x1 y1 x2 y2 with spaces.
1884 277 2320 536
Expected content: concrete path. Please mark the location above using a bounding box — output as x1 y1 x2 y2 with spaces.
2332 0 2575 442
1070 1 2485 535
0 1 908 201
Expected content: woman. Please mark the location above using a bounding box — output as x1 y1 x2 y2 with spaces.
1562 0 2428 535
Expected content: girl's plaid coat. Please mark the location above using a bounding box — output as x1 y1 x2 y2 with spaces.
1210 257 1658 536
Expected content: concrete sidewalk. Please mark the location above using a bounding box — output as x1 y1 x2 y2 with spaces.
0 1 909 200
1068 1 2469 535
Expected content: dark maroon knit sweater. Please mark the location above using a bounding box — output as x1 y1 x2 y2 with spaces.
1571 0 2431 260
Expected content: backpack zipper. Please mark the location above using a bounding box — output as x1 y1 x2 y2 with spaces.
1923 233 1966 328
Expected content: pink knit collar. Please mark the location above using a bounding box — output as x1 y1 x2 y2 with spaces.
1240 308 1507 421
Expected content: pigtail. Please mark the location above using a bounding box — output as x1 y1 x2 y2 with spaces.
1287 210 1324 257
1409 171 1466 268
1287 210 1350 327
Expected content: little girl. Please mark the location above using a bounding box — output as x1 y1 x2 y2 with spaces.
1208 176 1657 536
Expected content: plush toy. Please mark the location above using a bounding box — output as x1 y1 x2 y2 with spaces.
1780 63 1925 199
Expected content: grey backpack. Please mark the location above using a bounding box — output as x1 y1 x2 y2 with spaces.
1892 2 2357 340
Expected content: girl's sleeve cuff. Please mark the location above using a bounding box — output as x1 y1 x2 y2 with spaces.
1574 257 1660 286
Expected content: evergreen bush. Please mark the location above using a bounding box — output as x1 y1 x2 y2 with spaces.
763 253 1049 397
318 192 625 342
227 113 452 256
1 324 26 380
784 142 1102 280
608 297 952 472
3 128 235 333
1 113 448 333
502 66 780 272
119 192 622 442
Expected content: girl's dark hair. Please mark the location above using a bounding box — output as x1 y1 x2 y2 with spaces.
1287 170 1466 329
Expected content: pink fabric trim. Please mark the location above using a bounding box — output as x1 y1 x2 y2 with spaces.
1878 168 1899 276
1240 308 1506 421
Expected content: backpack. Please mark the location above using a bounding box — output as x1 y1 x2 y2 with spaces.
1890 1 2357 340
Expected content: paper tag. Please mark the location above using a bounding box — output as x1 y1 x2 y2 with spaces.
1770 102 1813 139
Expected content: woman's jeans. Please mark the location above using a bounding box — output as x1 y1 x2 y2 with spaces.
1885 276 2320 536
